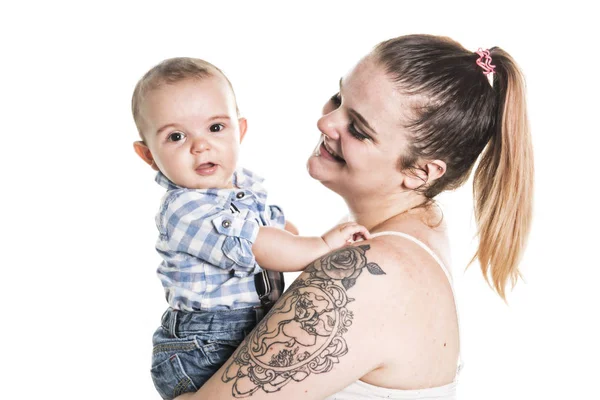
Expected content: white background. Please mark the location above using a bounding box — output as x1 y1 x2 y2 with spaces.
1 1 598 399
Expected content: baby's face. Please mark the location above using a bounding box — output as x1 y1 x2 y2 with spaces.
138 76 245 189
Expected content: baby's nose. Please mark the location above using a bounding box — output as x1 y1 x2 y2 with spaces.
191 137 210 153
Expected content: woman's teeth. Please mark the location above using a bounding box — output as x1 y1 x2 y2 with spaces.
313 137 323 156
324 141 344 162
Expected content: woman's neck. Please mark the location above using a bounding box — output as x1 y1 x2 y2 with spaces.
345 191 430 232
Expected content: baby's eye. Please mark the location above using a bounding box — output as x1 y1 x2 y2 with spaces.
210 123 225 133
168 132 185 142
330 93 342 108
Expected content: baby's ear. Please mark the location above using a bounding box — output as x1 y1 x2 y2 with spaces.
238 118 248 143
133 141 159 171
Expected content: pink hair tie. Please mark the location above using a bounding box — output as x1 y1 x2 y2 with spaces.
475 48 496 75
475 48 495 87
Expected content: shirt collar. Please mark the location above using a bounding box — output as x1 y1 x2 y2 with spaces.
155 171 179 191
155 168 267 198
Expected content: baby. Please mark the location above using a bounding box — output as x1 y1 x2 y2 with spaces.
131 57 369 399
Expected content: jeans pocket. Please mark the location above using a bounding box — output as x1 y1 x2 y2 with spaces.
200 338 242 367
151 353 198 400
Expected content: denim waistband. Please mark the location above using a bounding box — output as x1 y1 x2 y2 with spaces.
161 307 265 340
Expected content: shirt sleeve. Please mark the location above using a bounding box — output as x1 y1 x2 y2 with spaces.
267 204 286 229
161 190 260 277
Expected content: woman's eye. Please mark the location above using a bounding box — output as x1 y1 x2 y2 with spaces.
210 123 224 132
330 93 342 108
348 123 369 141
168 132 184 142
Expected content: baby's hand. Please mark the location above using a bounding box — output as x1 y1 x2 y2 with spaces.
321 222 371 250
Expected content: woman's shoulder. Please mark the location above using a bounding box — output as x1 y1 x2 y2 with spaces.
188 226 459 399
358 224 454 314
342 226 459 387
358 222 451 284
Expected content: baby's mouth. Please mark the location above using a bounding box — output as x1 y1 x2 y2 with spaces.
197 162 215 169
195 162 217 175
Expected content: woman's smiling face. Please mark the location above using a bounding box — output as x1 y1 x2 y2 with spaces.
306 56 415 200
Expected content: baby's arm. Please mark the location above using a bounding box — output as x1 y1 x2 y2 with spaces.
252 222 369 272
267 205 298 235
283 221 299 235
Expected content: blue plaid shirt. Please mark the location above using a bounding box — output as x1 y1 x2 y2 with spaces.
154 168 286 311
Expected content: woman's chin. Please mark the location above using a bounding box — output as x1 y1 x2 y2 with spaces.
307 155 326 181
307 157 341 192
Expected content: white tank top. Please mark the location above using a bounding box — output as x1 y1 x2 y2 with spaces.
325 231 463 400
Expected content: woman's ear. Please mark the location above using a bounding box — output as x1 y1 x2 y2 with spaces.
425 160 446 182
403 160 446 190
133 141 159 171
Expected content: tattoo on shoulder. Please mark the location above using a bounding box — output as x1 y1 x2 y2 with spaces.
222 245 385 397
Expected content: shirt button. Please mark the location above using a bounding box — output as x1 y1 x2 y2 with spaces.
236 192 245 199
222 219 231 228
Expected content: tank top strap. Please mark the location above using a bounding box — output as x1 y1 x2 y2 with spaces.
369 230 464 376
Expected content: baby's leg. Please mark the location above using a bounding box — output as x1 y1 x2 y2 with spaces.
150 307 260 399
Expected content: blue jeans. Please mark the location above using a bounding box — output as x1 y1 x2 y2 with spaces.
151 307 265 400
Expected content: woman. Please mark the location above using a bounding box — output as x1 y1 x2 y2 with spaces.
175 33 533 399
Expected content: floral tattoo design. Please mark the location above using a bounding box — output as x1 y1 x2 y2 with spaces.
222 245 385 397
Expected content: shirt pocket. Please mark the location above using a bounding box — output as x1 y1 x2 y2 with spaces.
212 214 259 276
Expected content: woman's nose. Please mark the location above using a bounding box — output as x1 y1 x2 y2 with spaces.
317 110 343 140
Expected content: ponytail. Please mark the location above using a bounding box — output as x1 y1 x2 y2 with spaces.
471 48 534 300
372 36 533 299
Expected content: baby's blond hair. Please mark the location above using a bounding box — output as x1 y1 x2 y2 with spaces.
131 57 238 139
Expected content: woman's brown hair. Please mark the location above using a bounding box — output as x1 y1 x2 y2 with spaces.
373 35 534 299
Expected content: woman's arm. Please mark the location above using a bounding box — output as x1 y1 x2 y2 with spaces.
176 242 393 400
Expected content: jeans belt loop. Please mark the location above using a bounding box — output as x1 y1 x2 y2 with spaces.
171 309 179 339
